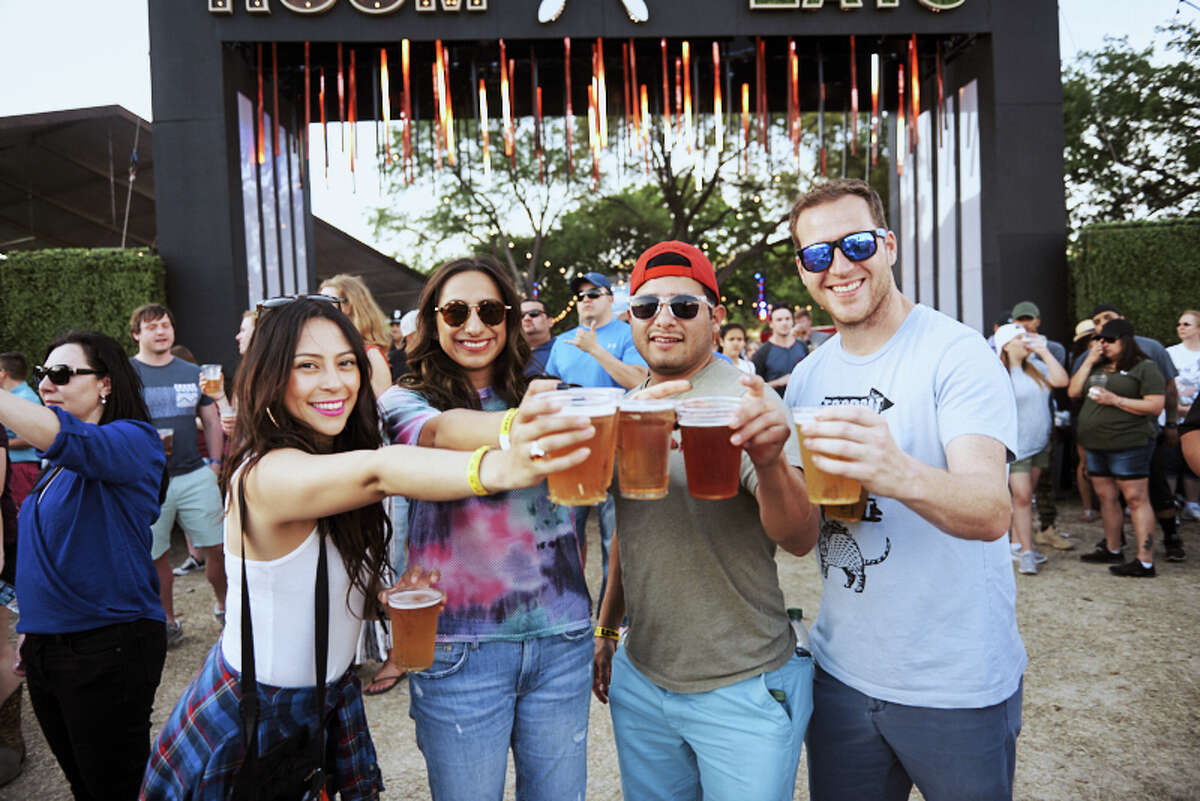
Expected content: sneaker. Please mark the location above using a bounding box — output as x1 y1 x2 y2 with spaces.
1081 545 1124 563
172 555 206 576
1035 525 1076 551
1094 532 1128 551
165 620 184 649
1181 502 1200 521
1018 550 1039 574
1164 538 1187 562
1109 559 1156 577
1011 547 1047 565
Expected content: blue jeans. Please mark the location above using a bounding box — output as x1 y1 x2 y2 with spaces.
806 666 1023 801
408 627 593 801
1085 439 1155 480
574 492 615 608
609 646 812 801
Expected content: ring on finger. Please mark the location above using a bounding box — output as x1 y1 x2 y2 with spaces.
529 440 547 460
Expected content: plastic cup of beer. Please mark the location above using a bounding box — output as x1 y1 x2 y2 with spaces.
200 364 223 396
386 587 444 671
792 406 861 505
541 387 623 506
676 397 743 500
156 428 174 458
616 399 676 500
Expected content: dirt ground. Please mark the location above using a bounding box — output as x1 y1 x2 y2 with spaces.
4 496 1199 800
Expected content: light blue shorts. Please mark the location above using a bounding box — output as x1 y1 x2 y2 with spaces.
150 466 224 560
609 645 813 801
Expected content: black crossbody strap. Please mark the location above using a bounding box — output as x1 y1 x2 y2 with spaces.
236 476 261 775
312 530 329 784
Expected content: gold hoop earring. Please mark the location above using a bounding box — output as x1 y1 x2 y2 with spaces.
266 406 279 427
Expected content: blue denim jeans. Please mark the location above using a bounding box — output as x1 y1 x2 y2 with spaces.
609 646 813 801
806 666 1023 801
408 627 593 801
574 492 615 609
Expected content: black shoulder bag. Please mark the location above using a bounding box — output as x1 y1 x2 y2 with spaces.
230 479 333 801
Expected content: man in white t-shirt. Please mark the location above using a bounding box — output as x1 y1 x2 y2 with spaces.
783 179 1023 801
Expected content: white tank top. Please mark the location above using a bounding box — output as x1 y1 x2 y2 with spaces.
220 480 366 687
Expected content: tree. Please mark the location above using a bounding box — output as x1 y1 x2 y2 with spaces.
1062 20 1200 235
371 105 889 332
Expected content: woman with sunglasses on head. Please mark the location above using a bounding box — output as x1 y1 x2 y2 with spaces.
377 257 599 801
0 331 169 800
1069 318 1166 577
319 273 394 399
993 324 1069 575
141 296 593 801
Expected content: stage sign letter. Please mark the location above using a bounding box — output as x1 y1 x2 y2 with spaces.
277 0 339 12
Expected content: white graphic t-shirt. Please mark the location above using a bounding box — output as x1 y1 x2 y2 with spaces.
784 303 1024 709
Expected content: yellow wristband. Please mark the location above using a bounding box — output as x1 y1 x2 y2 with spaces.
467 445 492 496
595 626 621 641
498 407 519 451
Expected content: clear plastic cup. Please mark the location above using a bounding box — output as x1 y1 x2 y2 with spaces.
386 587 445 671
792 406 862 506
540 388 624 506
616 399 676 500
676 397 742 500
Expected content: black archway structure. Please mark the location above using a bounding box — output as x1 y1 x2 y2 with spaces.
149 0 1065 365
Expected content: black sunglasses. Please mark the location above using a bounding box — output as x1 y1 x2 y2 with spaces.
435 299 511 327
629 294 714 321
521 309 546 319
576 288 610 301
796 228 888 273
35 364 107 386
1096 336 1118 344
256 294 345 315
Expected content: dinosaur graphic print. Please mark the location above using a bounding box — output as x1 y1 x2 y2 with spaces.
818 520 891 593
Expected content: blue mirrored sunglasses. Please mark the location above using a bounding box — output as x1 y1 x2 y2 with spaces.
795 228 888 273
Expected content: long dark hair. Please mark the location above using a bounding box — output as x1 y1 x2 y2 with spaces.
220 298 390 613
1101 329 1148 373
46 330 169 501
400 257 531 410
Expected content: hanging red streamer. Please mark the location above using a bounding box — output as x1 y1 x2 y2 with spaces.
319 67 328 178
304 42 311 177
712 42 723 154
755 37 767 151
909 35 919 149
401 39 412 182
565 38 574 175
272 43 280 159
936 40 945 148
660 38 671 140
380 48 392 166
256 44 265 165
850 36 859 156
349 48 357 177
337 43 345 151
741 82 750 174
897 63 906 176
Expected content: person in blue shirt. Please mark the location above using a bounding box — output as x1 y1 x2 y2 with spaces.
0 330 168 800
543 272 648 606
0 353 42 507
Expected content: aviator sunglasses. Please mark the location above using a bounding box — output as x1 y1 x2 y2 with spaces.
256 294 345 315
35 365 107 385
435 299 512 327
576 288 610 301
629 294 714 321
796 228 888 273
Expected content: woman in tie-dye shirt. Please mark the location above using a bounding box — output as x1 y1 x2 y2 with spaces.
377 257 592 801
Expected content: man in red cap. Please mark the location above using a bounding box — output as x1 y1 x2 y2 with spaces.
592 240 819 801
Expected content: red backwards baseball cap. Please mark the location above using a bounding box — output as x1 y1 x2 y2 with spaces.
630 241 720 298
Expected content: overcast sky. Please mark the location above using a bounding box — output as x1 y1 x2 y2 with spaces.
0 0 1191 249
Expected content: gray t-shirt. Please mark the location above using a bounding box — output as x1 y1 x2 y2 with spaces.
784 304 1024 709
1010 360 1053 460
131 357 213 476
616 358 802 693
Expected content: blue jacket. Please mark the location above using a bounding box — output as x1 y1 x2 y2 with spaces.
16 407 166 634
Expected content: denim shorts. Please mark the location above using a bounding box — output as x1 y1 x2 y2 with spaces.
1085 440 1155 480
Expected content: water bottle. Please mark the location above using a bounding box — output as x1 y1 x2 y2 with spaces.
786 607 809 654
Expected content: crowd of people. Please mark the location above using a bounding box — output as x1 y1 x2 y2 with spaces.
0 177 1196 800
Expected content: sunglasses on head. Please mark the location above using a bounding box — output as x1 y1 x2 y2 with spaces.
796 228 888 273
35 364 106 385
628 294 714 321
576 288 610 301
256 294 345 315
435 299 511 327
521 309 546 319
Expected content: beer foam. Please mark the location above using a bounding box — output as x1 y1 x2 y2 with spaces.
618 399 676 412
387 588 444 609
558 402 618 417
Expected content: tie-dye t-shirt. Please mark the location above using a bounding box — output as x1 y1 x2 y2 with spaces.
378 385 591 642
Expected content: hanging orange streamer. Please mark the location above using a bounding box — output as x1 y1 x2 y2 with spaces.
401 39 412 182
479 79 491 178
909 35 919 149
256 44 264 165
500 40 514 159
681 41 691 152
712 42 722 154
380 48 392 166
850 36 858 156
337 43 345 152
565 37 574 175
870 53 880 166
741 82 750 174
897 64 906 176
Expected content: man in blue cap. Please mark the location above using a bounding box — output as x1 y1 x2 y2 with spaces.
544 271 648 604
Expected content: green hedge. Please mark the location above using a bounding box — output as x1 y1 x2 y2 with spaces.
1071 218 1200 346
0 248 166 374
